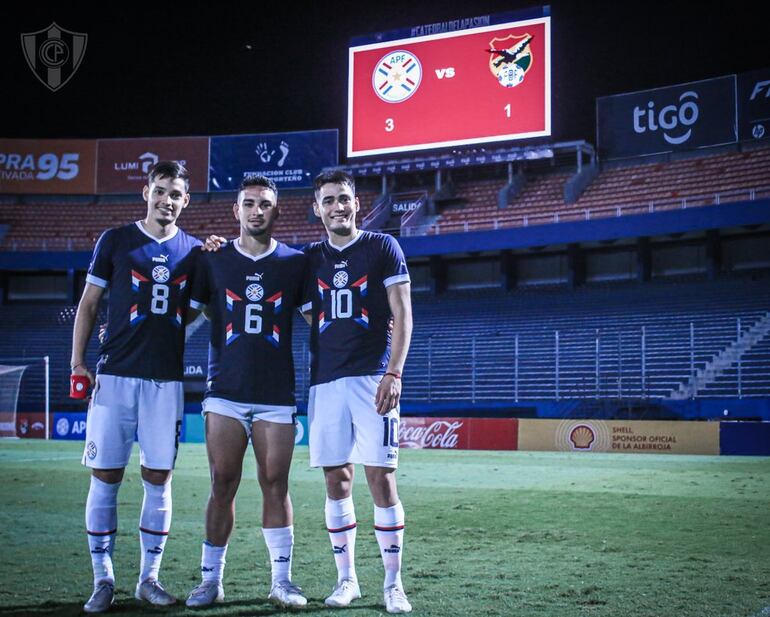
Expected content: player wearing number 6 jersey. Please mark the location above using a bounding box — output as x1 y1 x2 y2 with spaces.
303 170 413 614
184 175 307 609
70 161 202 612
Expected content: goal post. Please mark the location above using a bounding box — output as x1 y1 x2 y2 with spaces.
0 356 50 439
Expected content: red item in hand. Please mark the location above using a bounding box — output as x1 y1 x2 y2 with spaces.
70 374 90 399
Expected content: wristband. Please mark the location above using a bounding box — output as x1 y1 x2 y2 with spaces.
384 371 401 379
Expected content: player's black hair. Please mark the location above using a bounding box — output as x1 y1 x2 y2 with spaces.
313 169 355 196
240 174 277 196
147 160 190 192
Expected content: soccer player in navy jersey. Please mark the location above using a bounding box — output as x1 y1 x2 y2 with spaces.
184 175 307 609
71 161 201 612
302 170 413 614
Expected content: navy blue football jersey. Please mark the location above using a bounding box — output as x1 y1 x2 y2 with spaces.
87 222 201 381
190 239 306 406
303 231 410 386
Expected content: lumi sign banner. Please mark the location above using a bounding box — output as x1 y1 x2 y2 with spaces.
597 75 737 160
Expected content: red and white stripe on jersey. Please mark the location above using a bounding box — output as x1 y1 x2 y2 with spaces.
266 324 280 347
351 274 368 296
129 303 145 326
267 291 282 313
225 322 239 345
226 289 242 311
131 270 149 292
355 307 369 329
171 274 187 291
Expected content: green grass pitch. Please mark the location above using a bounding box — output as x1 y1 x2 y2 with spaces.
0 440 769 616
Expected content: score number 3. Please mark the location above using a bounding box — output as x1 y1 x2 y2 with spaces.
385 118 394 132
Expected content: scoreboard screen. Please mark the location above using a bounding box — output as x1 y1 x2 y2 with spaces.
347 10 551 157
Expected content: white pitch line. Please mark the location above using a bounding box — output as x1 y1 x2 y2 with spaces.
0 455 83 463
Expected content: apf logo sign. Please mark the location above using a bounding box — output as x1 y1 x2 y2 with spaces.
53 412 87 440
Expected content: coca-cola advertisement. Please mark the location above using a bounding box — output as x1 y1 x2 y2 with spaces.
399 417 518 451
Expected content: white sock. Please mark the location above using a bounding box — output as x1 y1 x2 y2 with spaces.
374 502 405 589
262 526 294 584
201 541 227 584
85 476 120 586
138 479 172 583
325 496 357 583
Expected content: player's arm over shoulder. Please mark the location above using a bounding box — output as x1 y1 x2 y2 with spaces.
188 250 213 321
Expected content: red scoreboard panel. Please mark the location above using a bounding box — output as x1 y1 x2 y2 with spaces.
348 13 551 157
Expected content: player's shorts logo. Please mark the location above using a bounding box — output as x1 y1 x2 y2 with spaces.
487 34 533 88
372 50 422 103
245 283 264 302
86 441 97 460
152 265 170 283
333 271 349 288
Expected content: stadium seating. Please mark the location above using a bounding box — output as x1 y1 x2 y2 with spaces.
428 146 770 233
0 191 379 251
2 275 768 410
2 147 768 248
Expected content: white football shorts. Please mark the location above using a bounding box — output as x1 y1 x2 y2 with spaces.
308 374 400 469
202 396 296 437
82 374 183 470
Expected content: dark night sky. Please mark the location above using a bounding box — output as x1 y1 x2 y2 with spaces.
2 1 767 155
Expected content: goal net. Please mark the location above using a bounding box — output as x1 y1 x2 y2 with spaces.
0 357 50 439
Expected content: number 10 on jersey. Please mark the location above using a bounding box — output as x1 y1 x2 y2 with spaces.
330 289 352 319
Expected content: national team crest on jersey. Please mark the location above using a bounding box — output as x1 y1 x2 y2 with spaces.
372 50 422 103
152 265 170 283
131 270 149 292
333 271 348 288
487 34 533 88
245 284 264 302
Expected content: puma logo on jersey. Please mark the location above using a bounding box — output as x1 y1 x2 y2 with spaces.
334 261 349 269
152 254 169 263
246 273 263 281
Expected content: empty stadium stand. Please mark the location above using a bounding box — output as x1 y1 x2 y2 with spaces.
2 146 769 248
3 275 768 411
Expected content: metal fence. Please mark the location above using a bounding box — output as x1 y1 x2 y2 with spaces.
398 317 770 402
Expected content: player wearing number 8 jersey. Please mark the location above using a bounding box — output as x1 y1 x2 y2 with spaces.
71 161 202 612
184 175 307 609
303 170 413 614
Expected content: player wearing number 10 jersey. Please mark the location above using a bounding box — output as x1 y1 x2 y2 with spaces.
303 170 413 614
184 175 307 609
71 161 202 612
